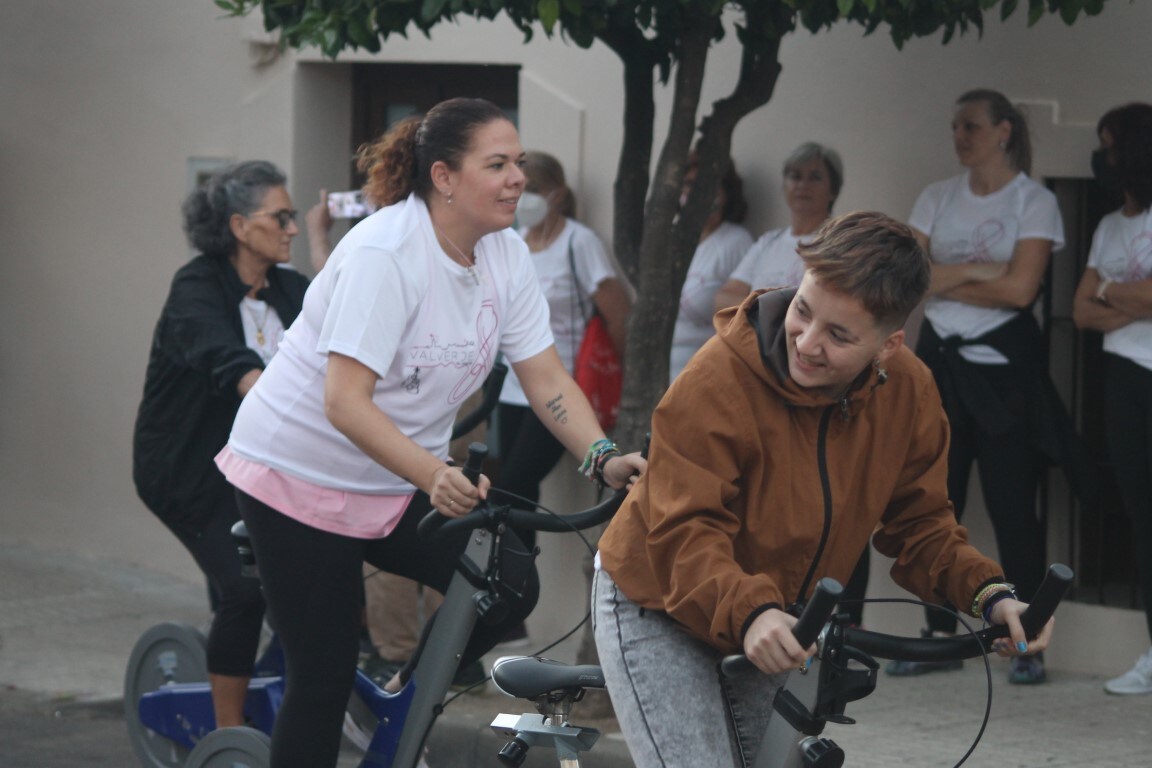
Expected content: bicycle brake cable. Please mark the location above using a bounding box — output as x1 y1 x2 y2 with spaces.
848 597 993 768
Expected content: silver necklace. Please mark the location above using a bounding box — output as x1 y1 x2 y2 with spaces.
433 221 480 285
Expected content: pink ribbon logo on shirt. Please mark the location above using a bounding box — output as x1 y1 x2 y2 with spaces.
448 300 497 405
969 219 1005 263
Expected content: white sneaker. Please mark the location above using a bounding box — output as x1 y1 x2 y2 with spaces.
1104 647 1152 695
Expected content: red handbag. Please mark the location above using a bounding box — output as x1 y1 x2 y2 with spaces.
574 312 622 431
568 235 622 431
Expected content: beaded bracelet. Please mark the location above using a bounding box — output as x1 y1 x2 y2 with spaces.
580 438 621 486
970 582 1015 619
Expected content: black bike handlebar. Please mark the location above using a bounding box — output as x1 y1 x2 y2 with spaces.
792 578 843 650
846 563 1073 663
721 563 1073 677
417 441 630 540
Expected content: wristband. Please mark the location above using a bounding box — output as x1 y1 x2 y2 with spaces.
580 439 621 487
971 581 1016 619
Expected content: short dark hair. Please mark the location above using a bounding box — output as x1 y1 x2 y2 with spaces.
358 98 511 208
182 160 286 256
1110 102 1152 211
797 211 930 329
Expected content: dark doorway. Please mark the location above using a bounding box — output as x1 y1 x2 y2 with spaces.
1048 177 1139 608
349 62 520 183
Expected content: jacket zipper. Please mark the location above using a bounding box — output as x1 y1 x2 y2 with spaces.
795 404 835 606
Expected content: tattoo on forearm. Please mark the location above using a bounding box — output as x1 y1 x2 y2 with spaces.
546 394 569 425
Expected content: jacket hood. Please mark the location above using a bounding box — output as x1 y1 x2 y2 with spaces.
712 288 885 413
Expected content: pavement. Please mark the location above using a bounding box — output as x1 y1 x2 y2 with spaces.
2 540 1151 767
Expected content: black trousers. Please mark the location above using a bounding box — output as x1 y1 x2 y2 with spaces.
158 483 265 676
237 490 539 768
1105 353 1152 641
926 362 1046 634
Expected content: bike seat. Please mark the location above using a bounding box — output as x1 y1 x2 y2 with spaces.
492 656 605 699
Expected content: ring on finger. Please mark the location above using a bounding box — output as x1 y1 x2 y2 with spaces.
447 499 455 507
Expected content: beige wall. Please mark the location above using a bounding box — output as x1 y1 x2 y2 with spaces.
2 1 1149 671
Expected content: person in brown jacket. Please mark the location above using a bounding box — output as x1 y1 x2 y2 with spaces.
593 211 1054 768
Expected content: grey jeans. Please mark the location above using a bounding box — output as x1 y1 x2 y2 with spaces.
592 568 787 768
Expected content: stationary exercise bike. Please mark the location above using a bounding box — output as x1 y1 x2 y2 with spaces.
486 565 1072 768
123 366 544 768
125 420 634 768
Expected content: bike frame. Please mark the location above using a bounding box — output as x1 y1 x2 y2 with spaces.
354 527 495 767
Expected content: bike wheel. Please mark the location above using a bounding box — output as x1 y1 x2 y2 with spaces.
185 726 270 768
123 622 209 768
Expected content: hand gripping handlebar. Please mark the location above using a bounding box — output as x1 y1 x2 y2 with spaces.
721 564 1073 677
416 442 629 541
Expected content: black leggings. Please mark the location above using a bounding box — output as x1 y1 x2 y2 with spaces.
159 485 265 677
1104 353 1152 641
237 490 539 768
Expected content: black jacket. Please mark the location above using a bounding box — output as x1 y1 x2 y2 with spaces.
917 310 1097 509
132 254 309 530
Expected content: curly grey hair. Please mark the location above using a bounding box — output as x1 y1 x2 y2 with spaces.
181 160 287 256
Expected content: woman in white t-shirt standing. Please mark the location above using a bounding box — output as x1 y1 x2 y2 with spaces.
669 154 754 381
895 89 1065 685
496 151 630 553
713 142 843 312
1073 102 1152 696
217 99 645 768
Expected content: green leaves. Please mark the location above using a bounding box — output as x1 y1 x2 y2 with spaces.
537 0 560 31
213 0 1115 62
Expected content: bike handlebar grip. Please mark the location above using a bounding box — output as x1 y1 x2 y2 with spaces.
416 443 489 540
462 442 487 487
1019 563 1073 638
793 578 844 650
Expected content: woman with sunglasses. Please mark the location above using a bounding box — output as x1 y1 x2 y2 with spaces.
133 160 311 729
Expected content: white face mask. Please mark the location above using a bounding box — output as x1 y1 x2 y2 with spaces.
516 191 548 230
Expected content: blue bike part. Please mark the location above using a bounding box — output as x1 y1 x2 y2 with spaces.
123 622 208 768
346 671 418 768
138 676 284 750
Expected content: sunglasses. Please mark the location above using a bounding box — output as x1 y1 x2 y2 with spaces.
249 208 298 230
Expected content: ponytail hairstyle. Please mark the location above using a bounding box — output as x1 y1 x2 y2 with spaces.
523 151 576 219
957 89 1032 175
358 98 511 209
181 160 286 257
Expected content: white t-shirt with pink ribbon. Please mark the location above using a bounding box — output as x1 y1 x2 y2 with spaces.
226 193 553 500
910 172 1064 364
1087 207 1152 371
